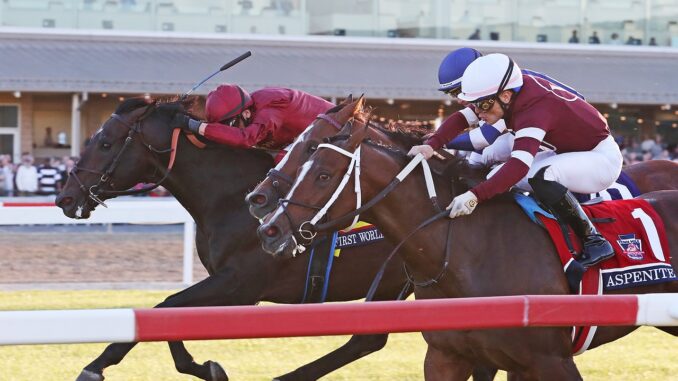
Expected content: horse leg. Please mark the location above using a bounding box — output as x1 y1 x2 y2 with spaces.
423 345 474 381
472 366 499 381
273 333 390 381
77 267 259 381
525 357 582 381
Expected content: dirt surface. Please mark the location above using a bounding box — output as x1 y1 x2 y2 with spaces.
0 225 208 286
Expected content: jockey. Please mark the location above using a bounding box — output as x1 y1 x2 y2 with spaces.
171 84 333 153
413 47 585 168
446 53 622 267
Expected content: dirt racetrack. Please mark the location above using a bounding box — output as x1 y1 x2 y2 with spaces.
0 224 208 287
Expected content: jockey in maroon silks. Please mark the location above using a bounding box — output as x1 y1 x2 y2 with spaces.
415 53 623 268
171 84 333 159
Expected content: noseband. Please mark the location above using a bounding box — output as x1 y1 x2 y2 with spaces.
265 113 344 199
70 111 180 207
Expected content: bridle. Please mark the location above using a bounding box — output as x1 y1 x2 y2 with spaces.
278 136 453 290
276 133 440 253
69 108 181 208
265 113 345 200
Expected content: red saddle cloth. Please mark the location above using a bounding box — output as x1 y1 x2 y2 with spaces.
537 198 674 354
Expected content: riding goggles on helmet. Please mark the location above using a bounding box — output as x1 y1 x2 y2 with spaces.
220 115 241 126
472 96 496 112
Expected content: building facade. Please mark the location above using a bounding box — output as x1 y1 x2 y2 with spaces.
0 0 677 162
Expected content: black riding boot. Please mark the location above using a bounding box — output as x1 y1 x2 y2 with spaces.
529 167 614 268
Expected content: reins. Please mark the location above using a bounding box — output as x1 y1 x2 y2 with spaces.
281 135 452 291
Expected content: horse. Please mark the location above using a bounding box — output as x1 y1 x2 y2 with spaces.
55 97 412 381
246 96 678 381
257 108 678 380
246 97 678 221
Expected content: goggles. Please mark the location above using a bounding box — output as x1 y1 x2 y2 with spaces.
220 115 241 126
444 87 462 99
472 96 496 112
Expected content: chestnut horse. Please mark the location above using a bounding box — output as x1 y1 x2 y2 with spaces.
55 98 411 381
258 111 678 380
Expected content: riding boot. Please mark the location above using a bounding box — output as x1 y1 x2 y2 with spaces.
529 167 614 268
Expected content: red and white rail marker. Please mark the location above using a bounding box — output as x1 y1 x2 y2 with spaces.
2 294 678 345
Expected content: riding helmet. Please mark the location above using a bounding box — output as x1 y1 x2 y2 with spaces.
458 53 523 102
437 47 483 92
205 84 254 123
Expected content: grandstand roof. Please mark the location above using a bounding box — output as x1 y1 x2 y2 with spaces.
0 28 677 104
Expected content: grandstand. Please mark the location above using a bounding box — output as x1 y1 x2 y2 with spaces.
0 0 676 162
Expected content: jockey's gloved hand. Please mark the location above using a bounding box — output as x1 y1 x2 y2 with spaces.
170 114 201 134
447 190 478 218
407 145 445 160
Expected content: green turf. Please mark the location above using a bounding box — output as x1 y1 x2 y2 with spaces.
0 290 676 380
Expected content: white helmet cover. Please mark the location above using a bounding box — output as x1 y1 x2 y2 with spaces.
458 53 523 102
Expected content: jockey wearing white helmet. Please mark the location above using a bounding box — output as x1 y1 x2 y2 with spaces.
449 53 622 268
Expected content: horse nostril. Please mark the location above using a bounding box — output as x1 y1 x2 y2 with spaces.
264 225 279 238
249 193 267 206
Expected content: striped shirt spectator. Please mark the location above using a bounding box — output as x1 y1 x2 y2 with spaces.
37 159 62 195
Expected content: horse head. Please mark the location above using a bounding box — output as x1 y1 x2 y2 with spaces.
257 104 410 257
245 95 363 220
55 96 199 218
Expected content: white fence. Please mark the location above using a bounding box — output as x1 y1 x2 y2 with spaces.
0 198 196 285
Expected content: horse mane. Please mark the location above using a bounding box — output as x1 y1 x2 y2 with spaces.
115 96 204 120
114 97 152 114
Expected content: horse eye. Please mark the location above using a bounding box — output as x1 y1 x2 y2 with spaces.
318 173 330 181
101 142 112 150
308 144 318 153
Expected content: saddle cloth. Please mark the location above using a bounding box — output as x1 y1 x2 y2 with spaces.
302 222 385 303
515 194 674 354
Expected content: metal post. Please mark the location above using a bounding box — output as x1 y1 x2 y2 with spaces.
71 93 81 158
182 221 195 285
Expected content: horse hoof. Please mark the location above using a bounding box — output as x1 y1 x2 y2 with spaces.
75 369 104 381
207 360 228 381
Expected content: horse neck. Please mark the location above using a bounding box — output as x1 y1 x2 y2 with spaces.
156 137 272 232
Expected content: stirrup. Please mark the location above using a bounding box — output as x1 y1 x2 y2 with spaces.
578 238 614 268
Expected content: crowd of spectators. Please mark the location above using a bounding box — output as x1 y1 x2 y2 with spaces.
0 153 76 197
568 30 661 46
0 153 170 198
617 133 678 165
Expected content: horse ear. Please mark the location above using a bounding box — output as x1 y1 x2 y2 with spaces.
338 94 353 106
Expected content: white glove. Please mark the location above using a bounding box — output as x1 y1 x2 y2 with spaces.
407 145 445 160
447 190 478 218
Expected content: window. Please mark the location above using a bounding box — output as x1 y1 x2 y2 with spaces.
0 106 18 127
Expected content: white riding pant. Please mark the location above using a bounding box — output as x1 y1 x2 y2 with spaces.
487 135 623 194
468 133 514 166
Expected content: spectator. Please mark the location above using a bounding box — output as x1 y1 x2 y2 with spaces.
44 126 55 147
568 30 579 43
609 32 622 45
640 134 656 153
649 134 665 159
0 154 14 196
649 37 658 46
468 28 481 40
588 31 600 44
15 153 38 196
37 157 62 196
58 156 76 190
625 36 636 45
57 130 69 148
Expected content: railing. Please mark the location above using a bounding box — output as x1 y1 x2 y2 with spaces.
1 294 678 345
0 198 196 285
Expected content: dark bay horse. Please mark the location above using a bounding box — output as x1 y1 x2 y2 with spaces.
55 98 410 381
258 112 678 380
